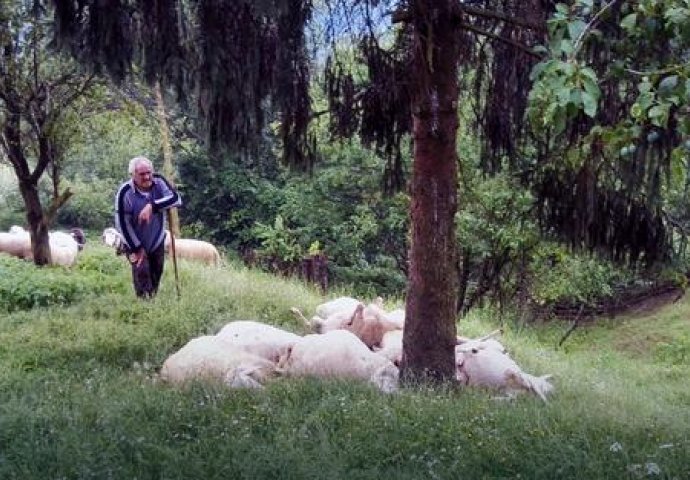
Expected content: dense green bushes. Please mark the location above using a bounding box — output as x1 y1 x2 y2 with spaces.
0 251 127 313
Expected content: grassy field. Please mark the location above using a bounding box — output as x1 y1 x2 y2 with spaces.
0 244 688 479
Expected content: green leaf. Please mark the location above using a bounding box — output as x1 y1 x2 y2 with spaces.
567 19 587 41
582 77 601 101
638 80 653 94
620 13 637 31
582 90 598 117
658 75 678 92
630 103 643 119
648 104 670 127
560 39 574 56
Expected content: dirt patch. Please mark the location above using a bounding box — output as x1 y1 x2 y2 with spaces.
533 281 685 323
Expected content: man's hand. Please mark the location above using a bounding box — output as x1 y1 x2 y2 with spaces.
138 202 153 224
132 248 147 267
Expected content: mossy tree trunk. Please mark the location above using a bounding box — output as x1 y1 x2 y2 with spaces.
400 1 460 385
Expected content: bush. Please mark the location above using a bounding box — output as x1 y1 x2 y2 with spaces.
0 252 127 313
56 178 117 231
529 246 634 306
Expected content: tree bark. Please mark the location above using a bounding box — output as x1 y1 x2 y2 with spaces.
3 107 53 265
401 1 460 385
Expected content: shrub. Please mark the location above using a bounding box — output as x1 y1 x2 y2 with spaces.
56 178 116 231
0 252 127 313
529 245 634 306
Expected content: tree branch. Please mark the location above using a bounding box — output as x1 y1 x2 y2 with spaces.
392 5 543 31
572 0 621 59
458 22 541 59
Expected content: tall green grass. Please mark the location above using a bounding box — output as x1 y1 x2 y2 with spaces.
0 244 688 479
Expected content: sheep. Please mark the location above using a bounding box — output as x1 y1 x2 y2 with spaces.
0 231 32 259
215 320 302 363
374 329 404 366
386 308 406 329
47 231 81 267
160 335 276 388
455 344 554 402
292 296 401 348
0 228 82 266
456 329 508 355
164 231 221 266
315 296 362 319
338 302 402 349
101 227 130 255
277 330 399 393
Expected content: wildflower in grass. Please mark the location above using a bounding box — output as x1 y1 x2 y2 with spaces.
645 462 661 476
609 441 623 452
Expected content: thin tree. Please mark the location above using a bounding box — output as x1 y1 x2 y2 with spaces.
0 0 94 265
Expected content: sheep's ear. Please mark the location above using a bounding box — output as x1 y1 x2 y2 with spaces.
347 303 365 326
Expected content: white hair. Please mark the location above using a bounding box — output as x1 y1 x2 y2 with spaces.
128 156 153 175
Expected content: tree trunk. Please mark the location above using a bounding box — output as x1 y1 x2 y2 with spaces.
18 180 52 266
401 1 460 385
4 109 52 265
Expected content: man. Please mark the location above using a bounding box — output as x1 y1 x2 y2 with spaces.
115 156 182 298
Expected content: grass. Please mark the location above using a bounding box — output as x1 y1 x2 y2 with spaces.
0 244 688 479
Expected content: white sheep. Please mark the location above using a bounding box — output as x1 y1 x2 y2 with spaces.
277 330 399 393
0 231 32 259
456 329 508 355
160 335 276 388
455 344 554 402
315 296 362 318
215 320 302 363
0 228 81 266
47 231 81 267
340 302 402 349
164 232 221 266
292 297 400 349
374 329 404 366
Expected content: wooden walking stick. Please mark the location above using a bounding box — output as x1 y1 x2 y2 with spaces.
156 80 181 298
167 210 181 299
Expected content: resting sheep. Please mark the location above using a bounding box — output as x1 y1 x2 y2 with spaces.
292 297 401 349
277 330 399 393
215 320 302 363
160 335 277 388
455 342 554 402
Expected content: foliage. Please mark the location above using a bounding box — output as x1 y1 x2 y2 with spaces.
177 135 410 296
176 148 283 249
456 172 540 312
55 177 117 231
61 84 162 182
529 244 634 306
253 214 304 274
526 0 690 266
0 250 126 313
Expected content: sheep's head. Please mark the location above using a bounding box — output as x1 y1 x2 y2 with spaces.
70 228 86 250
101 228 120 247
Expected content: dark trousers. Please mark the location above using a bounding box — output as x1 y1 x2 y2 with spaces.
131 243 165 298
